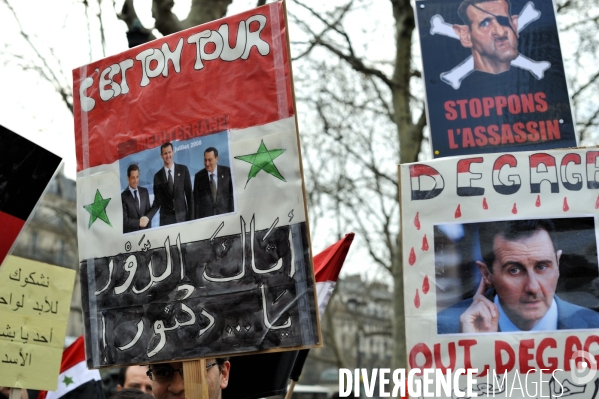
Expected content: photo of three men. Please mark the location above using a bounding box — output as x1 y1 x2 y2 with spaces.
121 141 234 234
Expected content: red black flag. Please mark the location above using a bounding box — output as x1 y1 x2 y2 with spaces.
0 124 61 267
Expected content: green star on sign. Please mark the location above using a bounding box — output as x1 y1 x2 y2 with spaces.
84 189 112 228
63 375 74 387
234 140 286 187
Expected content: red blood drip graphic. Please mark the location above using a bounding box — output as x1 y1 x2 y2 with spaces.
482 198 488 210
535 195 541 208
512 203 518 214
421 235 429 251
414 212 421 230
563 197 569 212
414 289 420 308
408 248 416 265
422 275 430 294
455 204 462 218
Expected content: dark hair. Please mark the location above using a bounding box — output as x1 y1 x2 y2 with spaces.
478 219 556 273
109 388 153 399
160 142 173 153
457 0 512 26
118 366 127 386
216 357 229 371
204 147 219 157
127 164 139 178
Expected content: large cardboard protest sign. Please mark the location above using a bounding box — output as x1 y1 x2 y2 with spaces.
73 2 320 368
0 125 62 268
0 256 76 390
415 0 577 158
401 148 599 398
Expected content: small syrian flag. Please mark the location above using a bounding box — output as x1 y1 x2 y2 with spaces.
0 124 61 268
314 233 355 318
38 336 105 399
224 233 354 399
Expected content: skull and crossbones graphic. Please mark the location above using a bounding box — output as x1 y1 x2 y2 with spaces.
429 1 551 89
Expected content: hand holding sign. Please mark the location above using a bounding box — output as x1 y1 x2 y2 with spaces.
460 277 498 333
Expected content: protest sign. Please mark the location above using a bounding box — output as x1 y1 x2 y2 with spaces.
415 0 577 158
400 148 599 398
0 124 62 268
73 1 320 368
0 256 76 391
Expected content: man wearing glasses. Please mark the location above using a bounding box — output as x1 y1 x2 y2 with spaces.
147 358 230 399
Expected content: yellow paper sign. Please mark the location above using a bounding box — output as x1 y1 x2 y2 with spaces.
0 256 75 391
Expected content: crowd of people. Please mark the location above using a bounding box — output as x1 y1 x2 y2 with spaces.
0 358 230 399
107 358 230 399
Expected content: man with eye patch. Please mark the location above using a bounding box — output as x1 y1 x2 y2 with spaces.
437 219 599 333
147 358 230 399
453 0 520 74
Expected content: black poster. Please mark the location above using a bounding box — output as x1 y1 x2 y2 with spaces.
416 0 577 158
80 220 319 367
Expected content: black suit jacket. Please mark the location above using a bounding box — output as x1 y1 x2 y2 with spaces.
147 163 193 226
193 165 234 219
121 186 152 233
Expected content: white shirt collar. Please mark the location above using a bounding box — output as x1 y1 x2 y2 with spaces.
495 295 558 332
128 186 138 195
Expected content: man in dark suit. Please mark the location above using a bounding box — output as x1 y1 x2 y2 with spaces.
193 147 234 219
437 219 599 333
146 142 193 226
121 164 152 234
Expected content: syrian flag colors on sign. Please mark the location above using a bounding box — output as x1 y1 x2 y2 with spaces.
0 124 61 268
224 233 354 399
38 336 104 399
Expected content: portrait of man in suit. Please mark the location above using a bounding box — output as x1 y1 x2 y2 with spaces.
121 164 152 234
437 219 599 333
193 146 234 219
146 142 193 226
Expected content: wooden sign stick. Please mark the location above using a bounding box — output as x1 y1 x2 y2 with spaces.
9 388 21 399
183 359 209 399
284 380 296 399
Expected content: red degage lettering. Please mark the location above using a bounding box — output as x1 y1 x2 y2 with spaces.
495 340 515 374
518 339 535 373
584 335 599 364
536 338 558 371
563 336 583 371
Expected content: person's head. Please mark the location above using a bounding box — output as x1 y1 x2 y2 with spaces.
148 358 230 399
477 219 562 331
109 388 154 399
117 365 153 394
204 147 219 173
453 0 519 74
127 164 140 190
161 143 174 168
